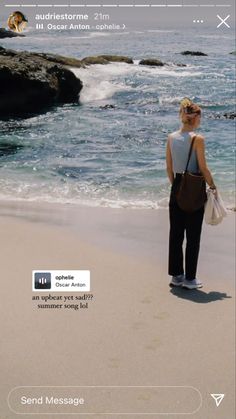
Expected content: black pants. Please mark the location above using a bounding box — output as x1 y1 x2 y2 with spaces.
168 175 204 281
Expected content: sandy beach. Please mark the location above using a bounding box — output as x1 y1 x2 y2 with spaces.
0 201 235 418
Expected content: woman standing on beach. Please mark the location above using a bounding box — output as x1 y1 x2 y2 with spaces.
166 98 217 289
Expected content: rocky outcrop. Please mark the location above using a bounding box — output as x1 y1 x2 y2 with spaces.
34 52 85 68
33 54 186 69
139 58 165 66
0 28 25 38
99 104 116 109
81 55 133 65
175 63 187 67
180 51 208 56
35 54 133 67
99 55 133 64
0 47 82 116
223 112 236 119
0 47 135 116
81 56 110 65
230 51 236 55
209 112 236 120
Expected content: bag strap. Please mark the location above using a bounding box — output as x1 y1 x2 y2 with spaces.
184 135 196 173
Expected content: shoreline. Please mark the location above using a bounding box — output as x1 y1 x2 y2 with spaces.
0 198 235 280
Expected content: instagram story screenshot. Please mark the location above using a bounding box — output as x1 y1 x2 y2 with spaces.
0 0 235 418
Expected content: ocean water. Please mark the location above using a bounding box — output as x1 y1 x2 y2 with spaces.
0 28 235 209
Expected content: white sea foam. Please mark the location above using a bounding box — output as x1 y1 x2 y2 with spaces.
98 198 161 209
138 66 203 78
159 96 184 106
0 176 167 210
80 79 124 103
89 31 110 38
72 61 205 103
72 63 133 103
1 191 234 211
0 192 162 210
113 32 130 36
147 30 175 33
199 34 232 40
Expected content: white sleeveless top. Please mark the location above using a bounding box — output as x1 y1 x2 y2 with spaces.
169 130 199 174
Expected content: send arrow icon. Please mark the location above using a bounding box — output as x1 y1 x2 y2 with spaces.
211 394 225 407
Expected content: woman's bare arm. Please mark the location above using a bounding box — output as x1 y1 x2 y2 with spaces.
194 135 216 188
166 137 174 185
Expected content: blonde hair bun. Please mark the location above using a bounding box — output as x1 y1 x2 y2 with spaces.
179 98 201 124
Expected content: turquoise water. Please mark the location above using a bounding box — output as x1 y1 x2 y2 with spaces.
0 28 235 208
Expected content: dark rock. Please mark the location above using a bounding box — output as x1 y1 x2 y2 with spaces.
208 112 236 120
81 56 110 65
13 52 133 69
223 112 236 119
0 27 25 38
0 47 82 117
139 58 165 66
82 55 133 65
34 52 85 68
229 51 236 55
175 63 187 67
180 51 208 56
99 104 116 109
0 142 24 157
99 55 133 64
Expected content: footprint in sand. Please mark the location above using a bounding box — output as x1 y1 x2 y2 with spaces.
137 394 151 401
132 321 146 330
141 297 152 304
108 358 120 369
145 337 162 351
153 312 170 320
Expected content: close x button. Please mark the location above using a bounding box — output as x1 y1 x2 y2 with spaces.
217 15 230 28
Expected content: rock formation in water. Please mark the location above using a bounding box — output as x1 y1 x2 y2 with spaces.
0 28 25 38
180 51 208 56
223 112 236 119
81 55 133 65
0 47 83 116
139 58 165 66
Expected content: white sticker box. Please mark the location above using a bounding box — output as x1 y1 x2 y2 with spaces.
32 270 90 292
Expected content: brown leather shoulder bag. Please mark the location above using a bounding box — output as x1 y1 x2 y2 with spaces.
176 136 207 212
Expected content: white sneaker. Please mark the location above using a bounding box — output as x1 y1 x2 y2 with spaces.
182 278 203 289
169 275 185 287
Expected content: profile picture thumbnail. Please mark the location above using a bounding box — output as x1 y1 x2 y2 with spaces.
34 272 51 289
7 11 28 33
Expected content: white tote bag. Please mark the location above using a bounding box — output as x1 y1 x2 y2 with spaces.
204 189 227 225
